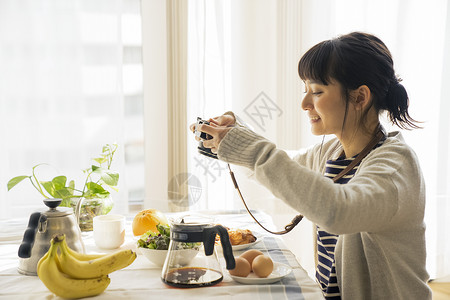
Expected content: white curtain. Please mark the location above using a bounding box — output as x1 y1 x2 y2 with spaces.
185 0 450 280
0 0 144 219
435 0 450 282
186 0 291 213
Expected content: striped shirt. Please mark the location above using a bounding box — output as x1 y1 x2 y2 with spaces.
316 138 385 299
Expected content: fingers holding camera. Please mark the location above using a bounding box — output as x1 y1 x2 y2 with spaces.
190 112 235 138
190 119 221 137
208 114 235 127
189 123 201 141
202 139 218 154
209 147 218 154
198 123 232 152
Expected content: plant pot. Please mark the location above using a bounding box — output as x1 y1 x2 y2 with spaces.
70 196 114 232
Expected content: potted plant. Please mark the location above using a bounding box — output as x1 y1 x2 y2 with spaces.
7 144 119 231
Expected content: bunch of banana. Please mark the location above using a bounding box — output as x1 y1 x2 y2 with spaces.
37 234 136 299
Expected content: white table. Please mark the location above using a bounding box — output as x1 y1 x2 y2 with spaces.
0 210 323 299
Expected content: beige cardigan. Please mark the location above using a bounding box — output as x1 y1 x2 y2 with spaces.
218 126 431 300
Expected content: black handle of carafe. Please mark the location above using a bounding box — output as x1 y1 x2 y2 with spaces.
203 225 235 270
18 212 41 258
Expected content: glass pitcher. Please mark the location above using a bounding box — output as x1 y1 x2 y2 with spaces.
161 216 235 288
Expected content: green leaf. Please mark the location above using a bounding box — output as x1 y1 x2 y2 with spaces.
86 182 106 193
41 177 74 200
84 182 109 199
52 176 67 190
91 166 119 186
41 181 57 197
93 157 107 165
54 187 73 199
68 180 75 195
60 198 72 207
7 176 30 191
101 171 119 186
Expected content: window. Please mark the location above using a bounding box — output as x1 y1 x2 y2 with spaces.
1 0 144 218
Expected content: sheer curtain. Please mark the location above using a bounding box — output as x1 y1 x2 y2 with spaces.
186 0 237 212
186 0 298 213
0 0 144 219
183 0 450 280
435 0 450 281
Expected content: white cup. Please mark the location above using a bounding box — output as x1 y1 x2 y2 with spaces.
93 214 126 249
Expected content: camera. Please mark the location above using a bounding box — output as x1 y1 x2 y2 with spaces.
195 117 218 159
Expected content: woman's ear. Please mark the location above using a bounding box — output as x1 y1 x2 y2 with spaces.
352 85 372 110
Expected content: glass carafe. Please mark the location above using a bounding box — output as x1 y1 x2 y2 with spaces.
161 217 235 288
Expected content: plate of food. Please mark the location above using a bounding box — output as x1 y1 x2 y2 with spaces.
230 262 292 284
216 228 263 251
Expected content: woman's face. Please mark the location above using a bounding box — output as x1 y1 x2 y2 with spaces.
301 79 349 138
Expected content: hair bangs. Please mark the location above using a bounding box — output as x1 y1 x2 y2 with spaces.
298 40 336 85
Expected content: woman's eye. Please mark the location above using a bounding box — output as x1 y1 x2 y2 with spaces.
303 88 322 95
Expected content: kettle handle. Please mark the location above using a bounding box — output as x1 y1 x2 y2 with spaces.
203 225 236 270
18 212 41 258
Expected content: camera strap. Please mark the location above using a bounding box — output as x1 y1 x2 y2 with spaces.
227 164 302 235
227 125 386 235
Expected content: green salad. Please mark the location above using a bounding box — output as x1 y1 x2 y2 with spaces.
137 224 171 250
137 224 199 250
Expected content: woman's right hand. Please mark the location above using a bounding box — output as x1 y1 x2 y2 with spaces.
189 113 236 140
207 114 236 127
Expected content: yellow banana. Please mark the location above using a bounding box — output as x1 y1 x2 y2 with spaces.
36 245 50 276
37 239 110 299
59 234 105 260
58 238 137 279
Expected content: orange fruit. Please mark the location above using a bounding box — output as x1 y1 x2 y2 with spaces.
132 209 168 236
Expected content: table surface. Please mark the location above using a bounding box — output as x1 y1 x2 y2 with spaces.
0 210 323 300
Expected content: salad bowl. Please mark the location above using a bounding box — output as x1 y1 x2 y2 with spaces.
139 248 168 267
137 224 200 267
139 248 198 267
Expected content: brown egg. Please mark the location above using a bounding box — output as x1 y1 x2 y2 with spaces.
252 255 274 278
229 257 251 277
240 249 263 268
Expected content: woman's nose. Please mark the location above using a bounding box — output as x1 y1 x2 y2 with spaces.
301 93 312 111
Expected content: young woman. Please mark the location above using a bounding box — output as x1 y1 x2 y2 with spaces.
192 32 431 299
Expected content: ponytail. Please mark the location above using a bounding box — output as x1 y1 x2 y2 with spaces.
383 78 421 129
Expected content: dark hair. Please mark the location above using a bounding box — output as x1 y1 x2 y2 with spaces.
298 31 420 130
